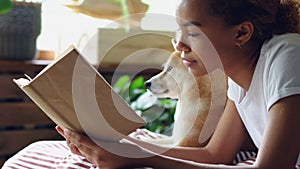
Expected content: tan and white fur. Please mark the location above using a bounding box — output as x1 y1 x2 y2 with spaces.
138 51 227 147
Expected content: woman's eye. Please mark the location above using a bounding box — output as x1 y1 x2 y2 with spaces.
188 33 200 37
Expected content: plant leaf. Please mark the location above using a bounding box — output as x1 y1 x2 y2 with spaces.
129 76 145 91
129 76 146 101
104 0 122 3
0 0 12 14
133 91 157 110
113 75 130 93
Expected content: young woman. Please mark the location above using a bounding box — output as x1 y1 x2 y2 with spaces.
57 0 300 168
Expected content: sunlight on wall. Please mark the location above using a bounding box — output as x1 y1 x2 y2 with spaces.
36 0 179 58
142 0 179 16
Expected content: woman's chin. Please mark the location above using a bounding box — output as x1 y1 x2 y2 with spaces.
188 68 208 77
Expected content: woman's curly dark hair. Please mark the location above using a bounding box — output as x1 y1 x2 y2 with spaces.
208 0 300 41
274 0 300 34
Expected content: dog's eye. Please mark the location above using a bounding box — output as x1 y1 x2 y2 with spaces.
166 66 173 72
160 64 165 70
161 64 173 72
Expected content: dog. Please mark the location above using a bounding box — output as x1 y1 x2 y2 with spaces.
133 51 227 147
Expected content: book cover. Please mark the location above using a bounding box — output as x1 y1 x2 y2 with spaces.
13 46 146 141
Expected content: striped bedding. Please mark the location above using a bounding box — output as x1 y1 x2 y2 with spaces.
2 141 96 169
3 141 97 169
2 130 298 169
2 141 258 169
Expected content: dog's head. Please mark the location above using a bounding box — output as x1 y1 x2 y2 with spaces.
145 51 194 99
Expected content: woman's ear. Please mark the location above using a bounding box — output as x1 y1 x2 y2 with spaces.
234 21 254 47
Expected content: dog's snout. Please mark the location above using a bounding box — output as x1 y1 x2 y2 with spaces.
144 81 151 89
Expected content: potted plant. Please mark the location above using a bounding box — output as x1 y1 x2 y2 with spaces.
0 0 42 60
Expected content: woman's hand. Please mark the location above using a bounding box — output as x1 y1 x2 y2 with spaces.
55 126 153 168
56 126 83 156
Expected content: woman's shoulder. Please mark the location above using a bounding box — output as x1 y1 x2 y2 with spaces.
264 33 300 49
261 34 300 110
262 33 300 58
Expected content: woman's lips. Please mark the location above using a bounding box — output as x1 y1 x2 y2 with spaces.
182 58 197 67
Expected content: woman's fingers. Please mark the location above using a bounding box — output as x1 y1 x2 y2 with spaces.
63 129 97 148
55 126 84 157
69 142 83 156
55 125 66 138
59 129 153 168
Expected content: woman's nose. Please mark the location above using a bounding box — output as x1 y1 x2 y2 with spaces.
172 38 191 53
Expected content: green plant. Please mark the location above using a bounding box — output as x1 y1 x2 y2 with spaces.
0 0 12 14
113 75 177 135
105 0 130 32
0 0 43 14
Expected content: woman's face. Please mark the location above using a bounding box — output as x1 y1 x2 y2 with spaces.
175 0 237 76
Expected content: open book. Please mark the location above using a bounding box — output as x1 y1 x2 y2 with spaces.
13 46 146 141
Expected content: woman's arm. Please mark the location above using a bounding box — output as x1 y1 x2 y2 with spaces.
127 99 252 164
254 94 300 169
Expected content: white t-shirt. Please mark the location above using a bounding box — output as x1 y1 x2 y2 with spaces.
227 33 300 164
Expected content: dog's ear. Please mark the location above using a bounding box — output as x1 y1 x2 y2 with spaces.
172 51 182 58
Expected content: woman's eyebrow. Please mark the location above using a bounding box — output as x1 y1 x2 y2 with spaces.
183 21 202 27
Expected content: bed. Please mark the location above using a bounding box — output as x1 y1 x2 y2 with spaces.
2 130 260 169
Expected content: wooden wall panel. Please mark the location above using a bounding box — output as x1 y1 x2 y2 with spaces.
0 102 54 127
0 129 63 156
